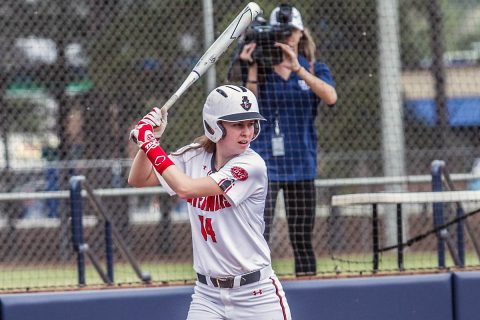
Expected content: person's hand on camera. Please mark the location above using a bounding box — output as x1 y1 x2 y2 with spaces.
240 43 257 65
275 42 302 73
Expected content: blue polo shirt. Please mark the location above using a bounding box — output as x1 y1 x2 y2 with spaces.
250 55 335 181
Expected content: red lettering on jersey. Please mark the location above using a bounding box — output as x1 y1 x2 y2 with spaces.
199 197 207 210
187 195 231 212
222 196 230 208
198 215 216 242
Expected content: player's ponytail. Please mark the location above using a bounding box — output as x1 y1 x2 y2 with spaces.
193 135 216 153
171 135 216 156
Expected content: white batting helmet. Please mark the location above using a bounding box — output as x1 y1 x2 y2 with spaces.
203 85 266 143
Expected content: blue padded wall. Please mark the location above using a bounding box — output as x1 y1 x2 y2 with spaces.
283 273 453 320
0 273 455 320
0 286 193 320
452 271 480 320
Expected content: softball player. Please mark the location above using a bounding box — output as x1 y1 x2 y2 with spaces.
129 85 292 320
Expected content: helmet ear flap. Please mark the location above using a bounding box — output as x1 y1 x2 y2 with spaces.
252 120 261 140
204 120 215 136
218 121 226 139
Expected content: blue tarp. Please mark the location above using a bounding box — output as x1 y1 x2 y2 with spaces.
405 97 480 126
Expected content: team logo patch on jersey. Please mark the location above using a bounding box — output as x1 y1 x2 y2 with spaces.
231 166 248 181
298 79 311 91
240 96 252 111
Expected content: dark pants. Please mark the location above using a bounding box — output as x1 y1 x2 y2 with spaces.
264 180 316 276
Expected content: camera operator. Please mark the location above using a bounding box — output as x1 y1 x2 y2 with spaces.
239 4 337 277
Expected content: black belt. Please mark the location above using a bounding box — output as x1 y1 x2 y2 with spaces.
197 269 261 288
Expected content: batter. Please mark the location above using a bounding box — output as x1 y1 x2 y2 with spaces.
128 85 292 319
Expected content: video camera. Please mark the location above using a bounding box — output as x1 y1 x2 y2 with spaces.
244 25 291 66
243 4 295 66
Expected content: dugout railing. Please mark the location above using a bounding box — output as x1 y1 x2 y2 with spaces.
332 186 480 273
431 160 480 268
69 176 151 286
1 171 480 291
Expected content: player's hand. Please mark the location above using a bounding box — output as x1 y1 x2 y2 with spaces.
275 42 301 73
240 42 257 65
129 122 156 149
138 107 168 140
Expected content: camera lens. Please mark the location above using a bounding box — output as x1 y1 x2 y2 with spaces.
277 4 292 24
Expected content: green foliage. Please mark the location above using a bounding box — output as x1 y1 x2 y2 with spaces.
400 0 480 67
3 0 480 165
314 0 381 177
399 1 431 69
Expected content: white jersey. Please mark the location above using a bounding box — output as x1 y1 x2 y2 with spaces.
155 143 271 277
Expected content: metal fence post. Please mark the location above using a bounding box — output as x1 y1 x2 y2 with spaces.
431 160 446 268
69 175 86 286
372 204 379 272
456 205 466 267
396 204 404 271
105 221 114 283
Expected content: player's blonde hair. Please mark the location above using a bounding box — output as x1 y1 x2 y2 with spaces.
193 135 216 153
171 135 215 156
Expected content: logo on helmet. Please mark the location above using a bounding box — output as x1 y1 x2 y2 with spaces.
240 96 252 111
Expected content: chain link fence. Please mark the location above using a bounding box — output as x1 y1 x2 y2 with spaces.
0 0 480 291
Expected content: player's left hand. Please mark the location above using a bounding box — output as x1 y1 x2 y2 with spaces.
275 42 301 73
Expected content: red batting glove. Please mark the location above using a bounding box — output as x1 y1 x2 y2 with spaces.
130 122 155 147
139 107 168 141
130 122 174 174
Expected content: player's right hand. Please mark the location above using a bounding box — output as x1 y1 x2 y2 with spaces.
139 107 168 140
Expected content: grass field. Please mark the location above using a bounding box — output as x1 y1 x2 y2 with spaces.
2 251 476 292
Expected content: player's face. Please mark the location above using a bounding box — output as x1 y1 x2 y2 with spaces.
286 28 302 49
219 120 256 154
